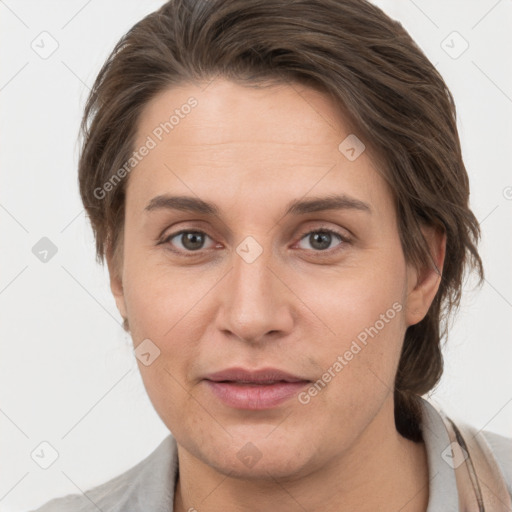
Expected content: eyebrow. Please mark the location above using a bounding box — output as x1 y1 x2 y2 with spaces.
144 193 372 217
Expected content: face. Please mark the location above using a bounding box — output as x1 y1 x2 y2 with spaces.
109 78 443 480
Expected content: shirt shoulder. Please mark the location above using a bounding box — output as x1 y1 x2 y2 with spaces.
419 396 512 512
28 434 178 512
480 429 512 497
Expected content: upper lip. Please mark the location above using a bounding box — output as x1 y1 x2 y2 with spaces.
204 367 310 383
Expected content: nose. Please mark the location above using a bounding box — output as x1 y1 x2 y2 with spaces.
215 241 295 345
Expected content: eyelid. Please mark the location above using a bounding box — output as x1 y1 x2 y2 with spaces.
297 223 351 241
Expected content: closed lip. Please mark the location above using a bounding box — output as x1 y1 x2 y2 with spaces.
203 367 310 384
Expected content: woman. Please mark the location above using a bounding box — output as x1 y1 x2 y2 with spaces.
31 0 512 510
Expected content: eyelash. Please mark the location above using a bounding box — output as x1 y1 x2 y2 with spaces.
158 226 352 258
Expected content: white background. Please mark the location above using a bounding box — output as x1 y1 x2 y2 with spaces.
1 1 511 510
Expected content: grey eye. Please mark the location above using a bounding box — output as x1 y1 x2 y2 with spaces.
167 230 214 252
298 230 343 251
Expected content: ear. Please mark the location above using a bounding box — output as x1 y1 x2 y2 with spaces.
106 241 128 324
404 224 446 327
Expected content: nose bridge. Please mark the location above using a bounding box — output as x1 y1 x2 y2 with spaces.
219 237 293 343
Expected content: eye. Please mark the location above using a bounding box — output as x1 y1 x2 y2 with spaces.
159 226 351 257
296 228 350 253
161 230 217 254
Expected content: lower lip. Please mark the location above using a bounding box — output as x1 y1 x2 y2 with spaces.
204 380 310 410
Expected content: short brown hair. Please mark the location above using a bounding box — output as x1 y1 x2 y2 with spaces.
78 0 484 441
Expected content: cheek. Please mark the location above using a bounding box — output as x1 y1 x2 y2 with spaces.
121 261 224 381
122 252 207 335
121 264 210 431
119 239 408 460
123 234 407 372
304 252 406 344
297 253 407 404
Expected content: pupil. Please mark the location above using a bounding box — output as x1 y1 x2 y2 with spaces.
311 232 331 250
183 232 204 250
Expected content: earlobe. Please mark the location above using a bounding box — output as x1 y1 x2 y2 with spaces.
404 225 447 327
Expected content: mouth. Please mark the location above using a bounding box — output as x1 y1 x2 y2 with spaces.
204 367 310 383
203 367 311 409
214 380 299 385
204 380 310 410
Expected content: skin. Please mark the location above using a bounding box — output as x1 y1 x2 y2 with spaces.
108 78 446 512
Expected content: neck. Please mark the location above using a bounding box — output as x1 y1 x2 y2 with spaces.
173 396 429 512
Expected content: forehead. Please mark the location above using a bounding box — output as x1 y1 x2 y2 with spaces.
137 78 350 146
127 78 392 219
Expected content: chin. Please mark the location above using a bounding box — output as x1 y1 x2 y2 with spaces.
185 430 318 481
210 451 313 482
